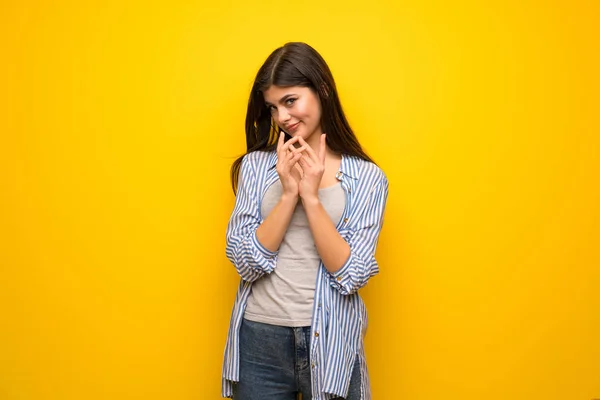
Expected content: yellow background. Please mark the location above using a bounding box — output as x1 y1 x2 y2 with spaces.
1 1 599 399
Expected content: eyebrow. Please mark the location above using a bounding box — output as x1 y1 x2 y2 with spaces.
264 93 297 107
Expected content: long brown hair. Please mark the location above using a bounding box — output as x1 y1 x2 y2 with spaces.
231 42 375 193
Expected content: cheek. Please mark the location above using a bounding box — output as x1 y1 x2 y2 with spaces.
296 102 319 121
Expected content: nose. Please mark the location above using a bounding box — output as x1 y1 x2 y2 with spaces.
276 107 291 125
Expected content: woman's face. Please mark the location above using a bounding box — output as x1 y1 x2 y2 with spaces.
263 85 323 143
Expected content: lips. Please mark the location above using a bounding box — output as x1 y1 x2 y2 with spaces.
285 122 300 133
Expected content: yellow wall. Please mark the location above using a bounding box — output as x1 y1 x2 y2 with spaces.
1 1 599 399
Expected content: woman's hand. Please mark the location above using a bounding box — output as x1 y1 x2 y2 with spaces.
297 134 327 202
276 132 306 199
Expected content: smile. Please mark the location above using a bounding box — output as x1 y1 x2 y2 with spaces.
286 122 300 133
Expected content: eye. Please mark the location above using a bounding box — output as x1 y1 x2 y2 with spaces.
267 105 276 113
285 98 297 106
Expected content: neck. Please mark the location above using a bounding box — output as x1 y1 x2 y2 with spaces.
305 128 323 152
304 130 339 161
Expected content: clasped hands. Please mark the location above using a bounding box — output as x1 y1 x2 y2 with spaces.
276 132 327 202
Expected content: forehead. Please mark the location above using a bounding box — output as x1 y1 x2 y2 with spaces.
263 85 310 103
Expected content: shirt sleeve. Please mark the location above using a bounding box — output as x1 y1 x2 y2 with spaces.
328 173 389 295
225 154 278 282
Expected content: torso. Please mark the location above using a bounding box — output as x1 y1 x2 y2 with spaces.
321 153 343 188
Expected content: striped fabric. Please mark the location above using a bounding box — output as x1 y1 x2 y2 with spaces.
222 149 389 400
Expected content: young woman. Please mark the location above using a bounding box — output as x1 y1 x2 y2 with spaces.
221 42 389 400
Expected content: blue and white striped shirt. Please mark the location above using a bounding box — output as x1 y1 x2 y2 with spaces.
222 149 389 400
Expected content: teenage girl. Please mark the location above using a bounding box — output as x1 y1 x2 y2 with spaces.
222 42 389 400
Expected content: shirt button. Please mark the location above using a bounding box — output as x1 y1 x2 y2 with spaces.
343 218 349 223
336 276 342 281
314 332 319 337
335 171 342 180
311 363 316 369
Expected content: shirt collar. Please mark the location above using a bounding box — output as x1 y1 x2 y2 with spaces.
267 150 359 180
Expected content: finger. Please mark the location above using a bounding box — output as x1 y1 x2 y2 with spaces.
278 137 287 161
279 134 295 159
285 148 301 164
299 152 314 169
279 149 296 172
319 134 327 165
290 144 308 155
281 135 301 153
286 149 296 163
298 137 319 163
293 162 304 178
286 152 302 173
277 131 284 152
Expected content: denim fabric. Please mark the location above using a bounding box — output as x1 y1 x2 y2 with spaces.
234 318 361 400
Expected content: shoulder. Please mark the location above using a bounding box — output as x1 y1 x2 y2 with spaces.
346 156 388 187
240 150 276 172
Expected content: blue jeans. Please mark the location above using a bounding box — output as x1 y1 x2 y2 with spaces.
234 318 361 400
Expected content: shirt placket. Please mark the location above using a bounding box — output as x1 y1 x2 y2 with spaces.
309 166 356 398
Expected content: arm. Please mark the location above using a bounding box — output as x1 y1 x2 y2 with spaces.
256 193 297 252
302 197 350 274
225 153 299 282
304 174 389 295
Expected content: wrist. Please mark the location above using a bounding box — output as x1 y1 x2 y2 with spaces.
281 192 299 206
300 194 320 208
